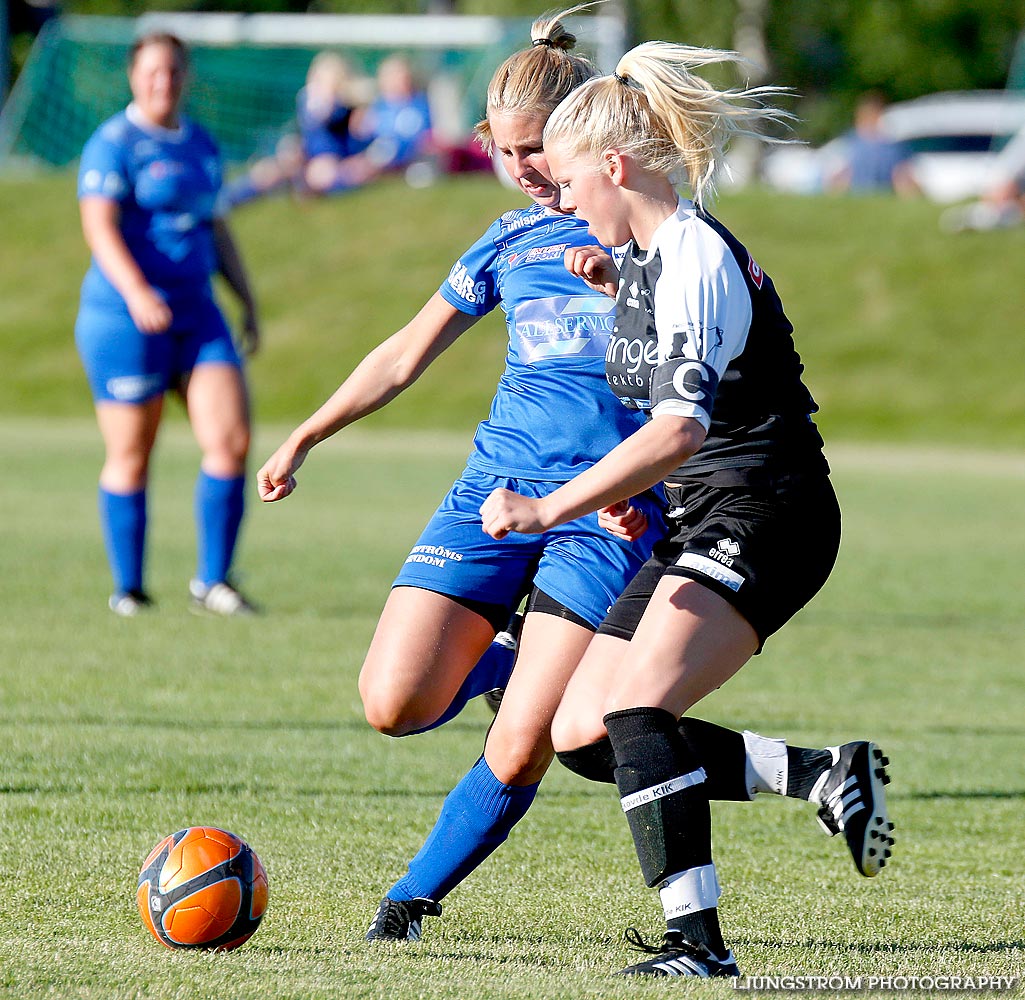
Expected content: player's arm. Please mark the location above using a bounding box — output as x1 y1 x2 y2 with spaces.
481 413 705 538
212 216 260 356
79 195 172 333
258 293 478 501
483 226 742 539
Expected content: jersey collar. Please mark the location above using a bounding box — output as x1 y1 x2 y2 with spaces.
126 103 189 143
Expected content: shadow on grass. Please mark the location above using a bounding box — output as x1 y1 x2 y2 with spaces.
902 788 1025 800
738 936 1025 957
0 714 494 734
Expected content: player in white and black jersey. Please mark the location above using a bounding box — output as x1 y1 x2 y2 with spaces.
482 40 893 978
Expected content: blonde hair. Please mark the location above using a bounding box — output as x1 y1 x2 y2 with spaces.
306 51 372 106
474 4 599 152
543 40 793 206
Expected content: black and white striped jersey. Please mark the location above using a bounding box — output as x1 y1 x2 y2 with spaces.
606 200 829 485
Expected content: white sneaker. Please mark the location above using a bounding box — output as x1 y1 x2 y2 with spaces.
108 590 154 617
189 579 257 617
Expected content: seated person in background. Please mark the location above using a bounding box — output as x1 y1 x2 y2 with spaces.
306 54 433 194
828 91 919 197
225 51 372 207
941 122 1025 232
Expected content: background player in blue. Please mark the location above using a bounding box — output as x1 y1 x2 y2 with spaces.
482 41 894 977
75 32 260 616
258 6 666 941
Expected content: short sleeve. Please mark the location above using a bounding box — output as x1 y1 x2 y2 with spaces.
78 128 129 202
649 220 752 426
438 216 503 317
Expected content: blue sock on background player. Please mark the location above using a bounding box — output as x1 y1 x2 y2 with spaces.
406 639 516 736
387 754 538 902
99 486 146 595
194 470 245 587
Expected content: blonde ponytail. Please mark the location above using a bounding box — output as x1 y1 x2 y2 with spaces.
475 4 600 151
544 40 793 206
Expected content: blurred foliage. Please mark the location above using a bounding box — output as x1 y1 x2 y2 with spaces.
8 0 1025 142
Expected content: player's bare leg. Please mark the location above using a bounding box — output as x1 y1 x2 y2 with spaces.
359 587 498 735
183 362 254 614
366 611 594 941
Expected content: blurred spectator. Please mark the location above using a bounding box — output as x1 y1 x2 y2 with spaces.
940 122 1025 232
306 53 434 194
224 51 373 208
828 91 920 197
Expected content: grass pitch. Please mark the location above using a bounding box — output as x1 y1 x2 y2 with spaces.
2 171 1024 450
1 419 1023 999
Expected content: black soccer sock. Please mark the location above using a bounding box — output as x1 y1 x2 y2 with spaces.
560 720 755 801
604 706 726 957
786 746 835 800
678 718 751 801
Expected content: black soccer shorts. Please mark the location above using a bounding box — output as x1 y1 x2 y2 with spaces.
597 473 841 650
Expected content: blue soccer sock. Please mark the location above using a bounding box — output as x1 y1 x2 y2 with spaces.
98 486 147 594
194 470 245 587
405 638 516 736
388 754 539 902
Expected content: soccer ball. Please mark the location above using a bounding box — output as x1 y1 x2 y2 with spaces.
136 826 268 951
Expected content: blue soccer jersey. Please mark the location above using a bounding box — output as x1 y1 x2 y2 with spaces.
78 105 222 303
439 205 648 481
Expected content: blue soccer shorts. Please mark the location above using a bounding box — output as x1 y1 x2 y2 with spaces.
393 466 666 630
75 292 242 404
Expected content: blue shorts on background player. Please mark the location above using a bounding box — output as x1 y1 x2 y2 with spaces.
75 31 261 617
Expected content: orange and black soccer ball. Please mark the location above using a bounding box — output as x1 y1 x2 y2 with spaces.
137 826 268 951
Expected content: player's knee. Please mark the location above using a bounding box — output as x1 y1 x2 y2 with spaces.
550 703 606 756
221 424 251 465
358 669 430 737
484 720 553 785
201 431 249 478
101 452 151 492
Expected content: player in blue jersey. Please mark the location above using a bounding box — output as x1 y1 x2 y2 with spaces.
258 6 667 938
75 33 259 616
481 41 894 977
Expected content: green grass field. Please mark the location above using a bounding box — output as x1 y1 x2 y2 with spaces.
1 172 1024 449
1 419 1023 999
2 170 1024 996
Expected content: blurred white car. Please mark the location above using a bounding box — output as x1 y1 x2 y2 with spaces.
760 90 1025 202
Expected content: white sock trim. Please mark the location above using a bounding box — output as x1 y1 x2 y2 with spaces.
620 768 707 813
659 863 721 920
743 730 788 797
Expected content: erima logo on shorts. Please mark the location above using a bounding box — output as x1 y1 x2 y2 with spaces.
675 551 745 591
107 374 163 402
